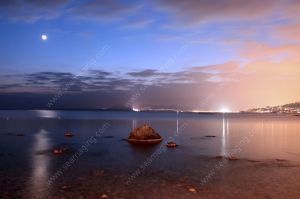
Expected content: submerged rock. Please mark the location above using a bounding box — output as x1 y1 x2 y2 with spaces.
52 148 67 155
215 155 239 161
166 141 178 148
215 155 224 159
100 194 108 198
227 156 239 161
188 187 197 193
128 124 162 144
64 132 74 137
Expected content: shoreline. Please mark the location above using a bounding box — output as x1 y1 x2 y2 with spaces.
1 157 300 199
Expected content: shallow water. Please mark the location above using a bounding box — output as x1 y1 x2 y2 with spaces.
1 110 300 198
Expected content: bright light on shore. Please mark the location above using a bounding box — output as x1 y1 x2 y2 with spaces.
219 107 231 113
132 107 140 112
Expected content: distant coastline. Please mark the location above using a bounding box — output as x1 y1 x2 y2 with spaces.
245 101 300 114
1 101 300 115
0 108 298 116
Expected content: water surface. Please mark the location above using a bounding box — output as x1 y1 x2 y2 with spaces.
1 110 300 198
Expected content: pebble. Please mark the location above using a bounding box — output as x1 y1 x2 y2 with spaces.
100 194 108 198
188 187 197 193
227 156 239 161
53 148 67 155
64 132 74 137
215 155 224 159
166 141 178 148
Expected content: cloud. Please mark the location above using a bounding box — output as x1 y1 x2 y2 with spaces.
238 41 300 63
155 0 281 26
1 58 300 111
191 61 240 73
1 0 296 35
0 0 70 22
273 23 300 42
0 0 141 23
0 68 214 109
127 69 158 77
282 0 300 20
123 16 153 28
69 0 140 21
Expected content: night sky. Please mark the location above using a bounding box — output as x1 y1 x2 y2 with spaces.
1 0 300 111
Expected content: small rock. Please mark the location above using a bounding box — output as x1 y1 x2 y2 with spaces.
100 194 108 198
64 132 74 137
53 148 67 155
227 156 239 161
188 187 197 193
166 141 178 148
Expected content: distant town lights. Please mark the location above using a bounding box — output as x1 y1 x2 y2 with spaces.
219 107 231 113
132 107 140 112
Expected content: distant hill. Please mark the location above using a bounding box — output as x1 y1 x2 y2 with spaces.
281 102 300 108
247 101 300 113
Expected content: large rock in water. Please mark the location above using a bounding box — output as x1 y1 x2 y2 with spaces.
128 124 162 144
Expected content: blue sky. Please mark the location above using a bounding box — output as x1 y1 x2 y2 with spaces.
1 0 300 111
0 0 237 74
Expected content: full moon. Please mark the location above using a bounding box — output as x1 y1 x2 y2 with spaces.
41 34 48 41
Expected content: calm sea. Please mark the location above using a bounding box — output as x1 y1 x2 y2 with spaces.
1 110 300 198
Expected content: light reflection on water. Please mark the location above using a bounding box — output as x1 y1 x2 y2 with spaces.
1 112 300 199
33 110 59 118
1 111 300 176
132 119 137 130
28 129 51 198
221 114 229 156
